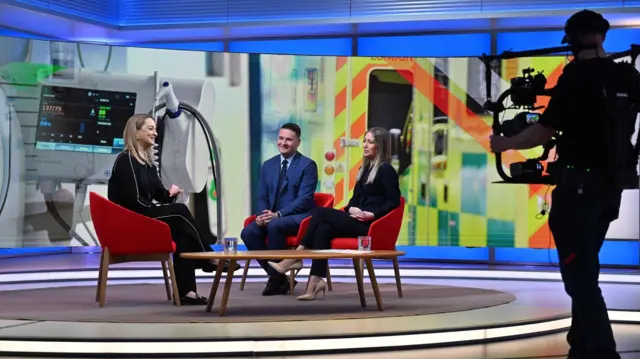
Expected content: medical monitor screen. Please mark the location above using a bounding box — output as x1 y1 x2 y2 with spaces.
35 85 137 154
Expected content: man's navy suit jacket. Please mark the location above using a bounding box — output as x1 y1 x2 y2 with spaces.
256 152 318 224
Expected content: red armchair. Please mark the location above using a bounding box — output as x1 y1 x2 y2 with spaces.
329 196 406 297
89 192 180 307
239 193 335 293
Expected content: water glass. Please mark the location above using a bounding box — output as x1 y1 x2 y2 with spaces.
223 237 238 253
358 236 372 251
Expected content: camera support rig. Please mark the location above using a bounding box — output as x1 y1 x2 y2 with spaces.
481 44 640 185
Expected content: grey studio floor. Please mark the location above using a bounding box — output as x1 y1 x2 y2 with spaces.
3 325 638 359
1 254 639 359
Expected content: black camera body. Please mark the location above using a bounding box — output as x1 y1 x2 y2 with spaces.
484 67 554 184
500 67 547 143
510 160 545 182
509 68 547 108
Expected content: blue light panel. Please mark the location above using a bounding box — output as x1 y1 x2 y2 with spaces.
357 33 491 57
3 242 637 265
494 241 639 266
358 19 492 34
604 28 640 53
126 42 224 52
396 241 638 266
497 28 640 55
398 246 489 261
229 38 353 56
0 247 70 257
0 28 56 40
497 30 565 53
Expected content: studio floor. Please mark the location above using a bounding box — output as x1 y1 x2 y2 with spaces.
0 253 639 358
1 326 639 359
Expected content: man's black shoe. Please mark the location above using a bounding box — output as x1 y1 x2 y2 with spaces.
280 277 298 294
262 275 287 296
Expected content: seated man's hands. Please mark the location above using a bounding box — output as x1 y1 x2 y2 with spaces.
168 184 183 197
256 210 279 226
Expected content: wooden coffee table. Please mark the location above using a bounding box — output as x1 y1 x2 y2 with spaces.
181 249 405 316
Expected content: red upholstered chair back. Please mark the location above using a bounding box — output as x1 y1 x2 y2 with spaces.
89 192 175 256
313 192 335 209
369 196 405 250
331 196 406 251
243 193 335 228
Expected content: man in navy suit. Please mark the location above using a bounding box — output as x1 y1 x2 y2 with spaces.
241 123 318 296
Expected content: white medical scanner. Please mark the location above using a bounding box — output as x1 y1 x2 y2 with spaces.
0 66 223 247
0 86 26 247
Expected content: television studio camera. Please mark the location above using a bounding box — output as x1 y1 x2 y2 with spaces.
481 43 640 185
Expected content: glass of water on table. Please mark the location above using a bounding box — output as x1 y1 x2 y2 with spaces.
358 236 372 251
223 237 238 253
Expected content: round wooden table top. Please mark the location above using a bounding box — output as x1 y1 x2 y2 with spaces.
181 249 405 260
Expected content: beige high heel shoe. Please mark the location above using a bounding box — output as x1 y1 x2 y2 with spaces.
297 279 327 301
268 260 303 276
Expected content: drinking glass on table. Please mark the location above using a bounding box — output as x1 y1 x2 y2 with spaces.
358 236 372 251
223 237 238 253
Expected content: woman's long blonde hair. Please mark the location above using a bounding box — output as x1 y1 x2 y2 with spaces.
356 127 391 184
123 114 154 166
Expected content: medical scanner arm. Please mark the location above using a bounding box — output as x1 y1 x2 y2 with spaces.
156 81 181 118
153 82 225 244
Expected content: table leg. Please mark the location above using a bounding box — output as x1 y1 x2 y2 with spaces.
206 263 225 313
352 258 366 308
219 259 237 316
364 258 383 311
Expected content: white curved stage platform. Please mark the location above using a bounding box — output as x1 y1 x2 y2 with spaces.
0 254 639 357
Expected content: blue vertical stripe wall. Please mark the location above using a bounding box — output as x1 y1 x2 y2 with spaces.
8 0 119 25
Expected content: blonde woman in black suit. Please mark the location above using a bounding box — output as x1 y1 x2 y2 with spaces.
108 114 239 305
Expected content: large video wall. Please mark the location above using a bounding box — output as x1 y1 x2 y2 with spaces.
255 54 639 248
0 36 638 250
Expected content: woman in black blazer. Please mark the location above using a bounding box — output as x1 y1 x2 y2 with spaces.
269 127 401 301
108 114 239 305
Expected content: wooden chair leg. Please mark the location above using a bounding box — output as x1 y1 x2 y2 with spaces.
326 263 333 291
392 257 403 298
239 259 251 291
95 250 105 302
364 258 383 311
289 269 296 296
97 248 110 307
167 255 181 306
161 260 172 301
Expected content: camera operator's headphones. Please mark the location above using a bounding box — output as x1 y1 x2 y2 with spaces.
561 9 610 47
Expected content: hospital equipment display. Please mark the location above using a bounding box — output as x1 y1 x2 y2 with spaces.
21 69 221 246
